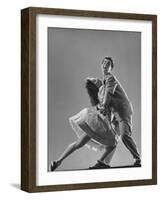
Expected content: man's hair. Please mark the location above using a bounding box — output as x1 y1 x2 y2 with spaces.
85 79 99 106
103 57 114 69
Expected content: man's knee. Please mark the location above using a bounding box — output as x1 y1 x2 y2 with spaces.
121 133 128 142
121 133 133 145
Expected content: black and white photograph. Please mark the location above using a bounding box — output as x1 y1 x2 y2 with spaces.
21 7 157 192
48 28 141 172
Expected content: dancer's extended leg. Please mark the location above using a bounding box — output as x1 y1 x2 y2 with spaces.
50 133 90 171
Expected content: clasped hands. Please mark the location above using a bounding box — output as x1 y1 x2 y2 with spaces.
97 105 107 116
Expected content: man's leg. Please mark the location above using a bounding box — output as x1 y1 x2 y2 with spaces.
119 116 141 166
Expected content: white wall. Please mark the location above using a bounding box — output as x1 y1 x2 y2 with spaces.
0 0 160 199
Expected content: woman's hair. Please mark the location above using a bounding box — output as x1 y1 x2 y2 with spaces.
85 79 99 106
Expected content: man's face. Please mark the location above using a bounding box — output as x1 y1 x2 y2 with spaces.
101 58 112 76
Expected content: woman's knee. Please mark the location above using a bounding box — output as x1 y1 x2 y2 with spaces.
104 144 117 151
73 140 83 149
67 141 82 151
75 135 90 149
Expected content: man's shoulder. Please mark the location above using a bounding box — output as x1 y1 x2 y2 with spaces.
105 72 115 78
104 73 117 83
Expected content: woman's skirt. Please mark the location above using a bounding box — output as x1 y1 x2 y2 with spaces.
69 107 119 152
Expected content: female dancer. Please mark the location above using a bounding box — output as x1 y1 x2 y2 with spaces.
50 78 119 171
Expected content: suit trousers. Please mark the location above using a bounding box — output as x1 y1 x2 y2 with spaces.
105 115 140 164
116 115 140 160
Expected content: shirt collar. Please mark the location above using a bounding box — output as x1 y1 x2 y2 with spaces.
103 73 111 84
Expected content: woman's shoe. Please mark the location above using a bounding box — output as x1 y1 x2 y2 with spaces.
88 160 111 169
50 161 59 171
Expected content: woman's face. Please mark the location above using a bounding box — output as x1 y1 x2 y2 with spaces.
101 58 112 76
86 77 102 88
95 79 102 88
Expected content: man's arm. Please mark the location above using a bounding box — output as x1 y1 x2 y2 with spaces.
102 74 118 107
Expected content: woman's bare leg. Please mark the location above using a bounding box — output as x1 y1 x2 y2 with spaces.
55 134 91 167
99 145 116 164
88 145 117 169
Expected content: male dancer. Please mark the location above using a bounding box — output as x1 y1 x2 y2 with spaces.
90 57 141 168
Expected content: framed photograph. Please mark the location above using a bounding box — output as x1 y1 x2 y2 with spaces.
21 7 157 192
